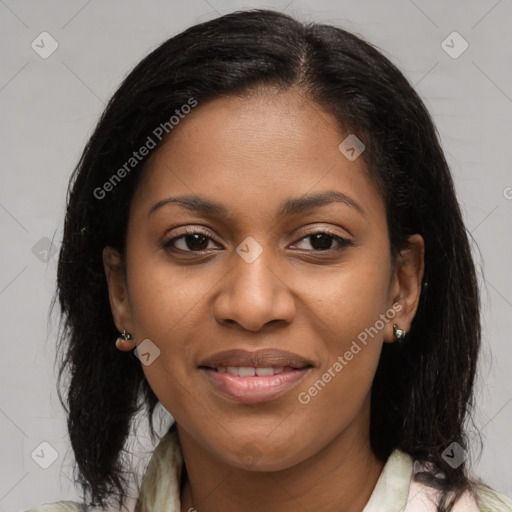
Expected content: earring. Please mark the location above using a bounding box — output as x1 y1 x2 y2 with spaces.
393 324 406 341
116 329 132 347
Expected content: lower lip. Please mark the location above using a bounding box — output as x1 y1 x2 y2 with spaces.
200 367 311 404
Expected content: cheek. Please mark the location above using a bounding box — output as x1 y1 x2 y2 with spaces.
304 253 391 344
125 257 208 406
127 255 207 338
300 252 390 397
294 358 376 454
295 266 387 440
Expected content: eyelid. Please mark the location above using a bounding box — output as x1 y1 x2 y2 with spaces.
298 225 353 241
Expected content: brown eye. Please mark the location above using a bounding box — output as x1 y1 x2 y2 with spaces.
293 231 353 252
308 233 335 250
162 230 217 252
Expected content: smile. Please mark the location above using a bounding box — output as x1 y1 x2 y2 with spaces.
211 366 287 376
199 366 311 404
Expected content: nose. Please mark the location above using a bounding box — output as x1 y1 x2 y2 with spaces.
211 248 296 332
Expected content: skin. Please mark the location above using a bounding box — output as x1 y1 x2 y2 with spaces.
103 87 424 512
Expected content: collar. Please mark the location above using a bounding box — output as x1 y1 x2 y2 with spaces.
362 448 413 512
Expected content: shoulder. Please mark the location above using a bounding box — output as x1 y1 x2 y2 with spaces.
473 484 512 512
22 501 88 512
407 480 512 512
407 459 512 512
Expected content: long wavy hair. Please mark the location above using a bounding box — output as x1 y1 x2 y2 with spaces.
53 8 495 512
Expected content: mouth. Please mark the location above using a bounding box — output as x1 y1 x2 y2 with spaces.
198 348 314 370
198 348 314 404
200 365 311 376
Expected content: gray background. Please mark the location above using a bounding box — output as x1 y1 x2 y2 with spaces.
1 1 511 511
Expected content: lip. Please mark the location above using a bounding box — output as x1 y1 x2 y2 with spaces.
198 348 314 369
200 366 312 404
198 348 314 404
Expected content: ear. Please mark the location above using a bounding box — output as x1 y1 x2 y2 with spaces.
102 246 136 351
384 234 425 343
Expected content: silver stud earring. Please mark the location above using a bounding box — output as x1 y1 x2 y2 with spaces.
393 324 406 341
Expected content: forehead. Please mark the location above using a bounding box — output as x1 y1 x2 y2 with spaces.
131 89 385 225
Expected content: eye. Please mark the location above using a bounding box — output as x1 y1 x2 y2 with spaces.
162 228 219 253
292 230 354 252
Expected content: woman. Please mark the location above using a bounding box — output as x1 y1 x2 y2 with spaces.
26 8 512 512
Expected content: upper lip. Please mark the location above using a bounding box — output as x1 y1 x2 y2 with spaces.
198 348 314 369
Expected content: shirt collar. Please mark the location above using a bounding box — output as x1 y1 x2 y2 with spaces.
362 448 413 512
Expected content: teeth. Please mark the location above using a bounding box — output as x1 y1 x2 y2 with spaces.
219 366 285 377
238 367 255 377
256 367 274 376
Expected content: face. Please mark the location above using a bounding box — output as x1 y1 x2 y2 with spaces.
104 88 423 471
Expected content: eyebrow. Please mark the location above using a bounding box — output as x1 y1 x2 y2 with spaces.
148 190 365 218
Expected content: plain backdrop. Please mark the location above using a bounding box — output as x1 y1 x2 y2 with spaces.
1 1 511 511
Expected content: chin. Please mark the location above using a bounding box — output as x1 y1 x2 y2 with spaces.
210 430 311 472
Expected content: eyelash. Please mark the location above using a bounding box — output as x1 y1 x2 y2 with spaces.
161 227 354 254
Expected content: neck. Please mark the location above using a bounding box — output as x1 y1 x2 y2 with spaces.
177 401 385 512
